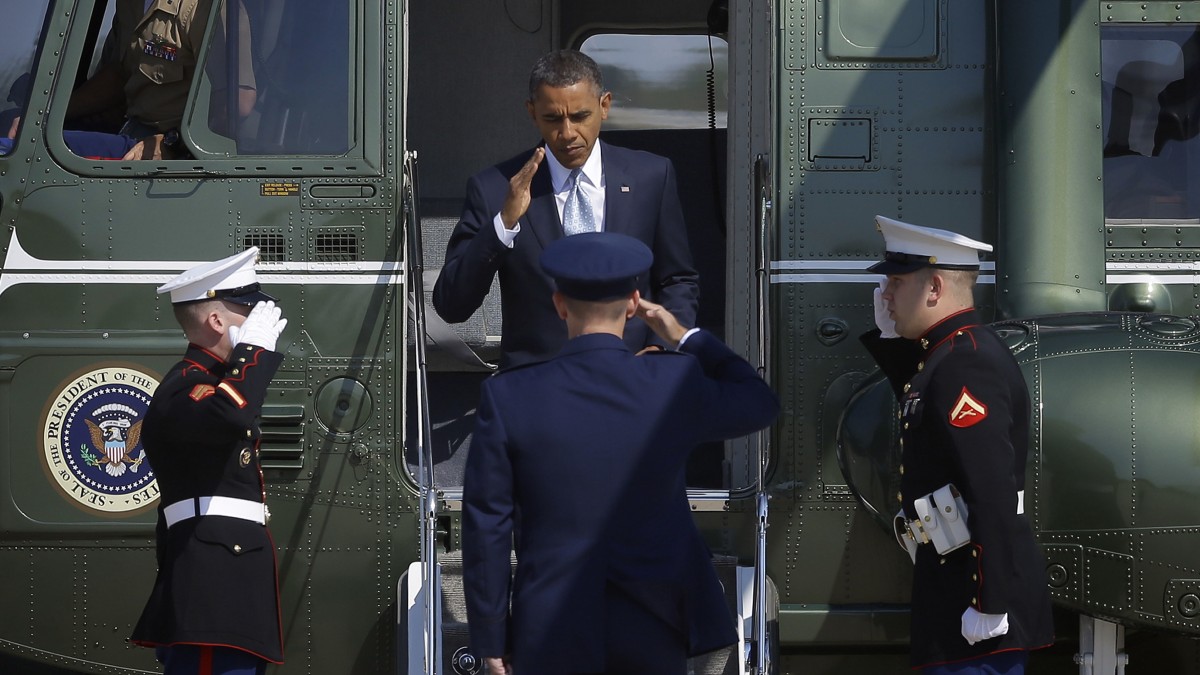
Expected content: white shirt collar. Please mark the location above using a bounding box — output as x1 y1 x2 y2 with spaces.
544 141 604 193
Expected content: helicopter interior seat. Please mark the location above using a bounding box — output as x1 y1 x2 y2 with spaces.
601 127 730 489
599 127 727 337
404 198 503 490
417 197 504 364
237 0 350 155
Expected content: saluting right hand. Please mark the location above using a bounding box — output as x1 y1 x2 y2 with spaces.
636 298 688 348
229 301 288 352
873 278 899 338
499 147 544 230
483 656 512 674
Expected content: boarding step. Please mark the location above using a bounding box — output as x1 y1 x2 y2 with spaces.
402 551 742 674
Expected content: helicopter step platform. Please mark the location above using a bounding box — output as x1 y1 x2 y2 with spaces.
399 551 748 674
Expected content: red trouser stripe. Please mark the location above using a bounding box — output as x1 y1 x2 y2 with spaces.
199 646 213 675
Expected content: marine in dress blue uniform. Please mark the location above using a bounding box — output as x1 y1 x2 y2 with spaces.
462 232 778 675
860 217 1054 673
433 50 699 369
129 248 288 675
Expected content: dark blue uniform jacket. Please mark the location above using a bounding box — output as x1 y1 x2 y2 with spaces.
130 343 284 663
462 331 778 672
862 309 1054 668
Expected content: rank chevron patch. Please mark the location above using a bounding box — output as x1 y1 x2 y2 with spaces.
949 387 988 428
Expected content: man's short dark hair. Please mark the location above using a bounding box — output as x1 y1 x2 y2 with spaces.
173 299 220 336
528 50 605 99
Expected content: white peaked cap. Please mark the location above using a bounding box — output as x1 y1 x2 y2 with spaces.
156 247 275 305
868 215 993 275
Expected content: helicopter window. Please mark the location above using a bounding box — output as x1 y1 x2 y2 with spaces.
580 33 728 131
0 0 52 156
57 0 260 158
1102 25 1200 219
189 0 352 156
76 2 117 84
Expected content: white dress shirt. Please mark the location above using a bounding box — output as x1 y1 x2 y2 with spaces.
493 143 606 247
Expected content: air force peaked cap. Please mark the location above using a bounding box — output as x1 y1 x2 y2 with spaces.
868 215 993 275
156 247 276 305
539 232 653 301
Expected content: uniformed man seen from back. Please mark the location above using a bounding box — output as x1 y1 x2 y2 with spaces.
462 232 778 674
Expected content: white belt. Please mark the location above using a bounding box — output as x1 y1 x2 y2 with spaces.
899 489 1026 544
163 496 268 527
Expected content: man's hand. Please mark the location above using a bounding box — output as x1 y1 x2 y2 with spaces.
873 278 899 338
636 298 688 348
960 607 1009 645
122 134 165 161
6 116 18 139
500 147 544 229
229 301 288 352
483 656 512 674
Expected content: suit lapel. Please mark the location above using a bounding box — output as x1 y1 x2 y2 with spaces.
523 162 562 252
602 143 634 236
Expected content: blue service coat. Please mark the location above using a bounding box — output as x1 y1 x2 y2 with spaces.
462 330 778 673
432 141 700 369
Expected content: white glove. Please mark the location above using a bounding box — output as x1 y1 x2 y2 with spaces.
961 606 1009 645
873 279 899 338
228 301 287 352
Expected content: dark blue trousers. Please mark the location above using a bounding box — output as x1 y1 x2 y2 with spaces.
555 584 688 675
923 650 1028 675
63 130 139 159
157 645 268 675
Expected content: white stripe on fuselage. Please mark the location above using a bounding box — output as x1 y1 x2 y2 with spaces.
0 230 404 299
766 259 1197 285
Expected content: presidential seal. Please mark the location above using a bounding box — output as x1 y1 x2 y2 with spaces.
41 365 161 515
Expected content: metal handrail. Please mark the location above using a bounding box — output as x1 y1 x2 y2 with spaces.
403 150 440 675
750 153 773 675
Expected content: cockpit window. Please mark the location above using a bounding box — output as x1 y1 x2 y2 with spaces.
60 0 352 160
0 0 52 156
581 33 728 131
189 0 352 156
1102 25 1200 219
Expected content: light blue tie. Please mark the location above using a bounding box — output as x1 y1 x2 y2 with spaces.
562 168 596 236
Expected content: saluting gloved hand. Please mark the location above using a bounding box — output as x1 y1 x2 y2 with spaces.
873 278 899 338
961 606 1009 645
228 301 288 352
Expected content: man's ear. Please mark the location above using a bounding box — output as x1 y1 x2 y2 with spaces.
625 290 640 319
552 291 569 321
203 307 224 334
927 271 945 304
205 303 239 337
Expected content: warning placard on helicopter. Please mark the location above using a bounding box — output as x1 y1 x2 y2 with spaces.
260 182 300 197
40 366 161 515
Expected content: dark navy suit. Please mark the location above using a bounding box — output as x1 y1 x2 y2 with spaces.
432 142 700 369
862 309 1053 669
462 330 778 674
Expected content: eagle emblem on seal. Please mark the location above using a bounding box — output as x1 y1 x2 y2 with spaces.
85 403 146 477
